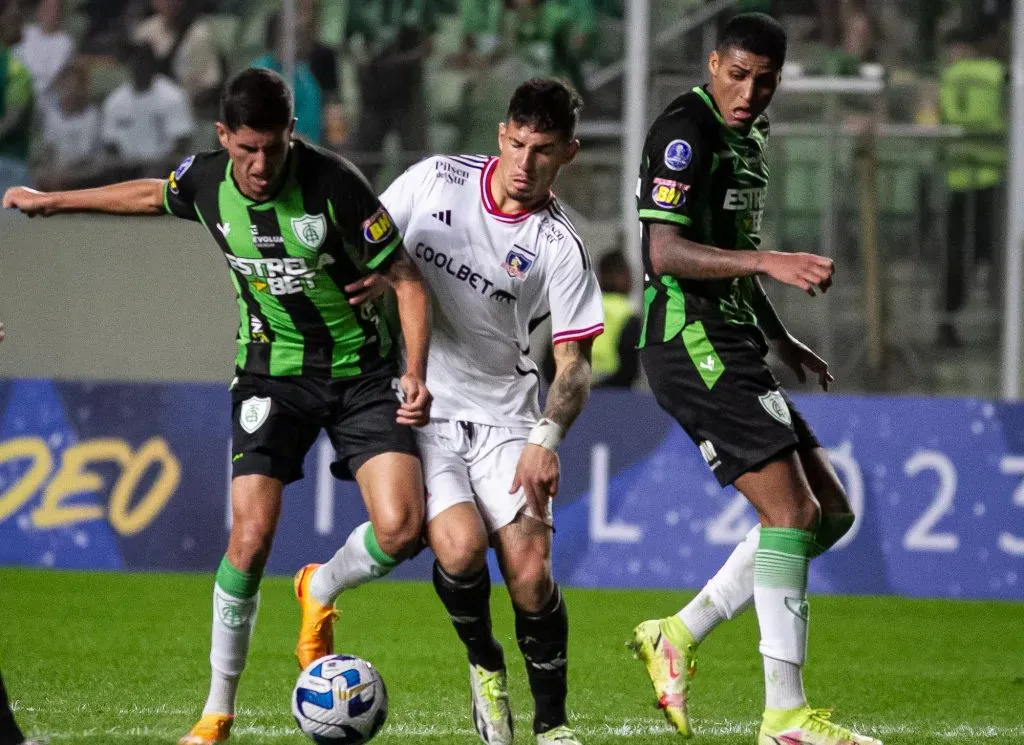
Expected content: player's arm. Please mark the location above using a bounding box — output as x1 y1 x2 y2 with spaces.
384 249 433 426
753 277 833 390
2 179 166 217
543 338 594 432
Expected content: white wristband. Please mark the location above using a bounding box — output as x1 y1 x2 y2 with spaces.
528 418 564 451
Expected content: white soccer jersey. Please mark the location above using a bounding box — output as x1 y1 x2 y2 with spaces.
381 154 604 426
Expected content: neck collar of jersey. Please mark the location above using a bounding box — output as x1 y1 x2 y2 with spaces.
480 156 553 223
225 142 297 209
694 86 753 140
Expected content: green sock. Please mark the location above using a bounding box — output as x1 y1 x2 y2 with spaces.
809 513 855 558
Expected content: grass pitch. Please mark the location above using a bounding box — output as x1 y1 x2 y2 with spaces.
1 568 1021 744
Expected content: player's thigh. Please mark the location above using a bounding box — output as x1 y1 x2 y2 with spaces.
231 370 324 486
226 474 285 572
419 422 489 574
734 451 820 530
641 327 804 491
492 513 554 612
467 426 551 534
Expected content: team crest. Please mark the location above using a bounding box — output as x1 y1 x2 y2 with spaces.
664 139 692 170
167 155 195 194
502 245 536 280
239 396 271 434
758 390 792 427
291 213 327 250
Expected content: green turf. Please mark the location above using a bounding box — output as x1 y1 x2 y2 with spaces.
1 568 1022 744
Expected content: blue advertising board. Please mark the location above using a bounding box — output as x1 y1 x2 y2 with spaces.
0 379 1021 600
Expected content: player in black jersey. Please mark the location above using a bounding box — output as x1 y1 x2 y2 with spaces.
4 68 432 745
626 14 880 745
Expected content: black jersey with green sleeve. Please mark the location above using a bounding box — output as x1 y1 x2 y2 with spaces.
163 140 404 378
637 85 770 349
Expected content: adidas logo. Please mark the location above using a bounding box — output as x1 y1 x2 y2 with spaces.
432 209 452 226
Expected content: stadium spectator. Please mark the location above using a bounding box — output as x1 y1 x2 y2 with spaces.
252 11 323 144
133 0 224 118
35 60 102 190
592 250 641 388
101 43 195 175
346 0 437 182
937 29 1007 347
12 0 74 116
0 0 33 196
508 0 597 97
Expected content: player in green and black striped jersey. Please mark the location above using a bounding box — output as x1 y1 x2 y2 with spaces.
627 14 881 745
3 67 433 745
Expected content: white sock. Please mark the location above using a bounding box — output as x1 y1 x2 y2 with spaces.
203 585 260 716
754 528 812 712
310 522 399 606
676 524 760 643
764 656 807 710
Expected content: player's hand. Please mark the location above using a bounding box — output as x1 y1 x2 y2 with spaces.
0 321 5 344
511 444 560 522
771 333 833 391
2 186 55 217
344 273 388 306
396 373 431 426
760 251 834 296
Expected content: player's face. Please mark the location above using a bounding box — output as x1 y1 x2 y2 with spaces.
708 47 781 128
496 121 579 206
217 122 295 201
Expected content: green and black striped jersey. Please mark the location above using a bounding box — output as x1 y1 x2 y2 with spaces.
163 140 403 378
637 86 770 348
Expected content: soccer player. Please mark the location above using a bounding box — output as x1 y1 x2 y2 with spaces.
3 68 432 745
0 669 43 745
628 14 881 745
296 79 602 745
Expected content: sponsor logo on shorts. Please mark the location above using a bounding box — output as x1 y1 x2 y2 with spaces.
502 244 536 280
663 139 692 170
699 440 721 470
362 207 395 245
759 390 792 427
240 396 271 434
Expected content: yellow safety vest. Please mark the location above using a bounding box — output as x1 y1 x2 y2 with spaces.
592 293 634 381
939 57 1007 191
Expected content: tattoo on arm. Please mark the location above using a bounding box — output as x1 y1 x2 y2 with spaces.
544 339 593 431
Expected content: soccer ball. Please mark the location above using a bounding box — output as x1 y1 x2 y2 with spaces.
292 654 388 744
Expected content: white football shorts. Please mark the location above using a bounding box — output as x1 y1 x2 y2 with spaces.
416 419 553 534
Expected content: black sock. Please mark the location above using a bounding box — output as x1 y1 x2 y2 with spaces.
432 561 505 671
515 585 569 734
0 672 25 745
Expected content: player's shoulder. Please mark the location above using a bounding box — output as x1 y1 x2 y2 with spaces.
650 89 717 137
169 149 227 188
537 198 592 273
293 139 372 191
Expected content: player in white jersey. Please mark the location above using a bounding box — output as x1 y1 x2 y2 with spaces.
296 79 603 745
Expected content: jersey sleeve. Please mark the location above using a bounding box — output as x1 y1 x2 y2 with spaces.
162 153 207 221
548 232 604 345
327 163 404 272
637 114 709 235
379 160 428 236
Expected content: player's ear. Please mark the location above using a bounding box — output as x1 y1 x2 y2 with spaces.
709 49 720 78
288 117 297 138
497 121 507 153
215 121 230 150
563 138 580 165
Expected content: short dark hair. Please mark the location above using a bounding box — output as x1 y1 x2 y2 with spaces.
717 12 787 69
220 67 294 133
506 78 583 141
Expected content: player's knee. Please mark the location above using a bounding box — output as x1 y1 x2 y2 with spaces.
372 510 423 559
227 521 275 571
506 558 554 614
436 532 488 576
763 496 820 532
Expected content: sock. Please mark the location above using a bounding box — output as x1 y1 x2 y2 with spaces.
0 673 26 745
515 585 569 735
310 522 400 606
203 555 262 717
754 528 812 711
432 562 504 671
809 513 855 558
677 524 760 643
